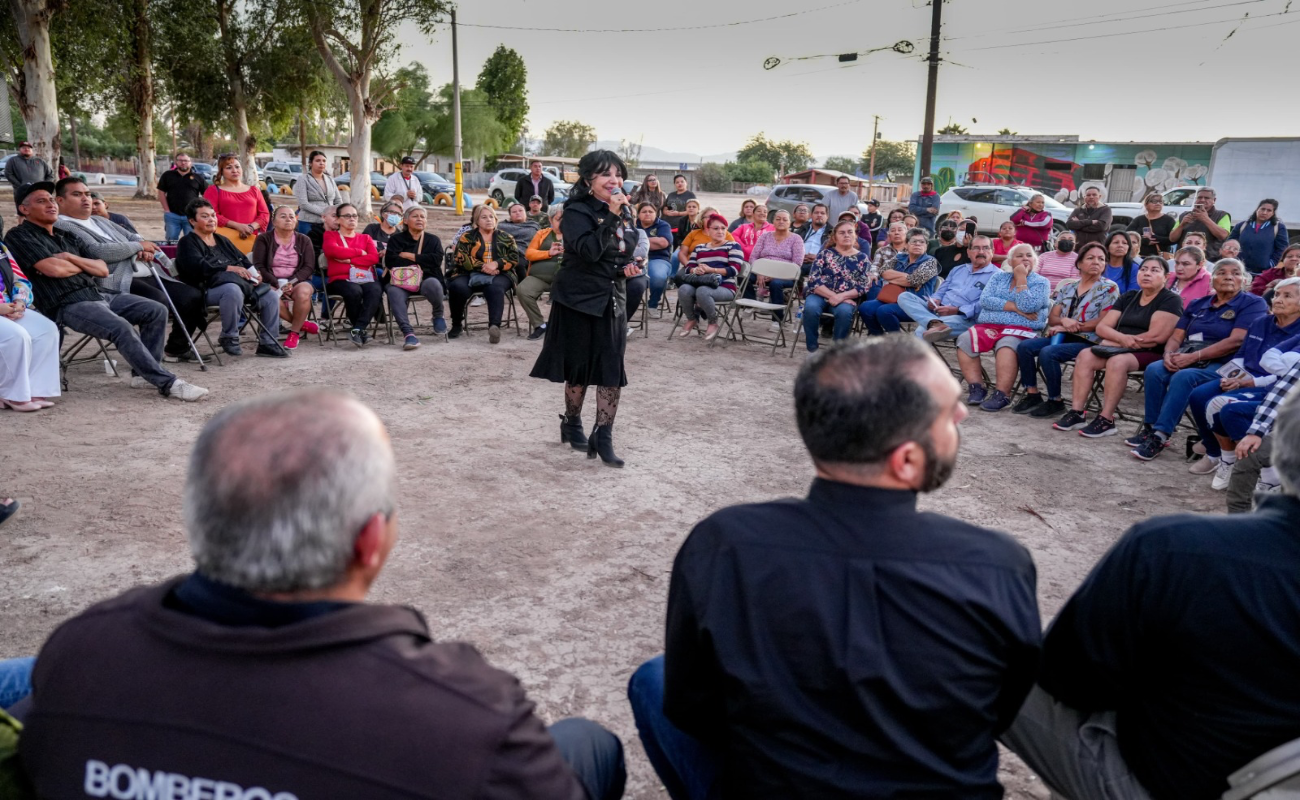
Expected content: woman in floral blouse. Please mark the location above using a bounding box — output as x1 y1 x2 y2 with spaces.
801 220 870 352
1010 243 1121 419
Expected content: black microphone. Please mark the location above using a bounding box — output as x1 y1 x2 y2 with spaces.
611 185 633 223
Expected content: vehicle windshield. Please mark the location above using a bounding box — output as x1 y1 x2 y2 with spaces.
1163 188 1198 207
288 164 302 173
416 172 447 182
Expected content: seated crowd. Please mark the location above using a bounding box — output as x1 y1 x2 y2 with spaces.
4 338 1300 800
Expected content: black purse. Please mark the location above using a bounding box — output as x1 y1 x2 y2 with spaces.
674 269 721 288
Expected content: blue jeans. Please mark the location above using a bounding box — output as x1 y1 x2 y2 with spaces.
768 278 796 321
0 656 34 710
1143 363 1222 435
59 293 176 393
1193 387 1263 457
296 220 314 236
548 718 628 800
1017 338 1089 399
647 258 673 309
802 294 856 351
163 211 192 241
628 656 719 800
895 292 972 341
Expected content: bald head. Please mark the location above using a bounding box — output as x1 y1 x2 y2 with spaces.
184 390 397 593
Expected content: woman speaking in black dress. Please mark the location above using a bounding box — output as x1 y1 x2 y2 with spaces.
530 150 640 468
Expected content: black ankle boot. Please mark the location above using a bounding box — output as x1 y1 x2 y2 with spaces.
587 424 624 468
559 414 588 449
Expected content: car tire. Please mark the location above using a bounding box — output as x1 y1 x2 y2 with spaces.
490 189 504 203
433 192 453 206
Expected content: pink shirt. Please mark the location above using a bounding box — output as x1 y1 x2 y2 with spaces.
751 230 804 266
732 222 775 261
271 241 298 280
1168 268 1212 302
1037 251 1079 291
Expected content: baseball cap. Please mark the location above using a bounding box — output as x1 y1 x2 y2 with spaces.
529 194 543 202
14 180 55 207
400 156 416 165
867 199 879 206
17 141 31 148
838 209 859 220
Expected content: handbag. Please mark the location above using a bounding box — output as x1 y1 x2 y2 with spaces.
876 284 904 304
1089 345 1138 359
675 269 721 288
390 232 423 291
214 188 256 255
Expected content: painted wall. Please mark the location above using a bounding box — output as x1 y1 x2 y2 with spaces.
917 141 1213 205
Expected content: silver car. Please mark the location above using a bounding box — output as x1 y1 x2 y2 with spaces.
262 160 304 189
764 184 873 222
939 185 1072 237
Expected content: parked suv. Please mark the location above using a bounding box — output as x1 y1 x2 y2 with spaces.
939 185 1071 239
262 160 303 188
488 168 570 205
764 184 871 221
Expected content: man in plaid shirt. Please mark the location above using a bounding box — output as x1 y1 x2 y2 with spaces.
1226 360 1300 512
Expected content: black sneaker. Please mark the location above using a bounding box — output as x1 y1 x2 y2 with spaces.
1131 432 1169 461
1012 394 1043 415
448 323 464 340
1053 409 1088 431
219 337 242 357
527 325 546 340
1124 423 1155 448
966 384 987 406
1029 398 1066 418
349 329 365 348
1078 415 1117 438
255 342 289 358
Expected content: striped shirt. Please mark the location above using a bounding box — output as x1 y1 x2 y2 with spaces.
4 221 102 314
1246 361 1300 437
687 241 745 292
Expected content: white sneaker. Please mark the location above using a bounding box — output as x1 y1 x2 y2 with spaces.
1188 455 1219 475
768 321 782 333
1254 480 1282 495
470 296 485 307
168 380 209 402
1210 460 1236 491
129 376 152 390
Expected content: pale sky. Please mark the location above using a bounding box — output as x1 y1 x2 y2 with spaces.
402 0 1300 161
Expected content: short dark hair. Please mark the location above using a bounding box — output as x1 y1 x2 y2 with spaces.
794 338 940 466
673 173 686 181
636 202 658 215
571 150 627 201
308 150 326 163
811 202 829 213
185 197 213 221
55 176 87 197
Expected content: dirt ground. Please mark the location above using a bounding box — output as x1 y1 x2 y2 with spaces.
1 193 1226 798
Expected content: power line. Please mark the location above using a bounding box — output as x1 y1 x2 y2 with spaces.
949 8 1290 52
944 0 1268 40
457 0 865 33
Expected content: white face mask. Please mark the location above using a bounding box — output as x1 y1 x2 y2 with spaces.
954 231 966 245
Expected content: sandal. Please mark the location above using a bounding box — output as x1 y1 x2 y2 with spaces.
2 399 44 412
0 498 19 529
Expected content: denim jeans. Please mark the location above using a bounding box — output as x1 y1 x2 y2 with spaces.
548 718 628 800
60 294 176 393
1017 338 1089 399
627 656 719 800
0 656 34 710
647 258 673 309
802 293 856 351
385 279 446 334
163 211 192 241
1143 363 1222 435
206 283 280 346
858 291 914 334
767 278 796 321
626 274 648 321
895 292 972 341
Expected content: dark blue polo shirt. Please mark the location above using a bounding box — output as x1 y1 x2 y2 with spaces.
1177 291 1268 358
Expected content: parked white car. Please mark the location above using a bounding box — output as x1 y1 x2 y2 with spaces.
488 168 571 205
262 160 304 189
939 184 1072 238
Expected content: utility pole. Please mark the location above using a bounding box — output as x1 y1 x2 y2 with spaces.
866 115 881 202
919 0 943 181
451 7 464 215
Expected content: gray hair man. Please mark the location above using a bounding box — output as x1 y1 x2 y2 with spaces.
1170 186 1232 259
1002 389 1300 800
16 390 626 800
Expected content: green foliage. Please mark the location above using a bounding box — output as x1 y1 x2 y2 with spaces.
425 85 506 161
821 156 859 175
541 120 596 159
372 64 438 162
723 159 773 184
696 162 728 192
475 46 528 151
996 128 1017 136
736 133 814 176
937 122 968 135
858 140 916 181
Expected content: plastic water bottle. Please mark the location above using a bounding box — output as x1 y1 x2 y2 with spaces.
793 304 803 328
103 358 118 375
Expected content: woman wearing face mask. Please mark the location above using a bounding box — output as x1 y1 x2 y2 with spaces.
932 220 970 278
363 201 403 262
1125 193 1175 258
1011 193 1053 252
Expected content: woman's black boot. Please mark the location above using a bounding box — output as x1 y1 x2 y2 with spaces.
587 424 624 468
559 414 588 449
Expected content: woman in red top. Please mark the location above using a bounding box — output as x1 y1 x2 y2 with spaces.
203 154 270 255
1010 193 1054 252
991 221 1024 266
323 202 382 347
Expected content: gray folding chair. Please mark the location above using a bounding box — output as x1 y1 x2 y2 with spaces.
721 258 801 355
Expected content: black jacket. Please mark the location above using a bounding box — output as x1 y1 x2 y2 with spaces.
551 193 637 317
384 229 445 282
175 231 258 295
514 174 555 207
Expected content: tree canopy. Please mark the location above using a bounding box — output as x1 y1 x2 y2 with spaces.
821 156 859 175
736 133 814 177
476 46 528 152
541 120 596 159
858 140 916 181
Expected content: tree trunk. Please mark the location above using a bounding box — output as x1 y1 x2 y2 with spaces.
69 112 80 170
128 0 156 199
9 0 61 165
297 108 307 168
345 83 373 218
215 0 255 179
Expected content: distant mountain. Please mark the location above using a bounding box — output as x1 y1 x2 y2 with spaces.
594 140 736 166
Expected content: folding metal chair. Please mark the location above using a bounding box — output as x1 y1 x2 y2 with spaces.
384 285 449 343
1222 735 1300 799
463 282 522 336
58 329 116 392
721 258 800 355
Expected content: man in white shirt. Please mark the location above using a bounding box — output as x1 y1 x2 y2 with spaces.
383 157 423 210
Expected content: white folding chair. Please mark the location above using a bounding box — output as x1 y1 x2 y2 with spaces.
721 258 801 355
1222 736 1300 799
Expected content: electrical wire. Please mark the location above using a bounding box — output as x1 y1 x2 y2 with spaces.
457 0 865 33
945 0 1268 40
947 8 1290 52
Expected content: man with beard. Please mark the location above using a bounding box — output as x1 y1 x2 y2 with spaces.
627 337 1042 799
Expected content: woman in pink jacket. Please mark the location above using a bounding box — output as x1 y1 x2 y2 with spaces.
731 203 774 261
323 202 382 347
1011 193 1054 252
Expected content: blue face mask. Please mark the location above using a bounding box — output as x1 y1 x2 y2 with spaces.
385 213 401 226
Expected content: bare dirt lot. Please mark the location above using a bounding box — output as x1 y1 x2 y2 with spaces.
1 193 1224 798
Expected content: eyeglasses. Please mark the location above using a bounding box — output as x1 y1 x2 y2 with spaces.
338 213 359 219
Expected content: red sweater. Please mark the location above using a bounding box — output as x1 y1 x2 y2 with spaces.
323 230 380 283
204 185 270 231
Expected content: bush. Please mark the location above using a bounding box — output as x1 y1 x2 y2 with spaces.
696 162 728 192
723 158 774 184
